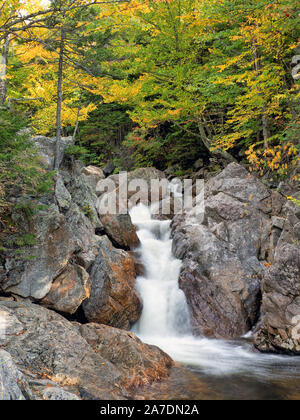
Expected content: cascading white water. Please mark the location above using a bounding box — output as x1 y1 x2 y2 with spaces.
130 204 191 339
130 203 300 385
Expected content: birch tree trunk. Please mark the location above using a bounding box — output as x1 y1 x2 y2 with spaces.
0 36 10 105
73 107 80 140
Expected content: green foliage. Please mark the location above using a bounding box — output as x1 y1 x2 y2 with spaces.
15 233 37 247
0 110 54 219
81 204 97 224
77 102 133 167
65 144 91 163
124 124 207 171
288 197 300 207
94 0 299 174
2 0 299 177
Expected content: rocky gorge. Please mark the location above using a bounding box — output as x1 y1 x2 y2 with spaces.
0 135 299 400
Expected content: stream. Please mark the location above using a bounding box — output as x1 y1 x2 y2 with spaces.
130 204 300 400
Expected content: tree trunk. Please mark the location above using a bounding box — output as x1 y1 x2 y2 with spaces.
0 36 10 105
172 119 237 163
198 121 237 163
72 107 80 140
253 43 270 147
54 28 65 170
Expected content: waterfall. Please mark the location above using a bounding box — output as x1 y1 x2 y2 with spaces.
130 204 191 339
129 203 300 383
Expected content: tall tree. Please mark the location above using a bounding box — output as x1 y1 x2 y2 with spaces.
1 0 127 169
94 0 299 173
0 35 10 104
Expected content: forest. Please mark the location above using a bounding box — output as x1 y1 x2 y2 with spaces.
0 0 299 217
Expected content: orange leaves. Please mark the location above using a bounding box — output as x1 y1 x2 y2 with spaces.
168 109 181 116
246 142 299 178
264 262 272 267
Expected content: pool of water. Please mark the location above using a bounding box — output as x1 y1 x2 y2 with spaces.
136 334 300 400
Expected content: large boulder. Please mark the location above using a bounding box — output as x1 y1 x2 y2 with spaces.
254 197 300 354
0 301 173 399
1 203 101 302
0 192 102 316
31 136 74 170
79 323 173 386
172 163 279 338
2 204 76 300
83 236 142 329
254 243 300 354
99 213 140 250
66 173 102 230
81 166 105 192
0 301 125 399
40 263 91 315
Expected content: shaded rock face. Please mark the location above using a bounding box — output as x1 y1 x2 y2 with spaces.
103 161 116 177
0 302 173 399
31 136 74 170
79 323 173 386
2 204 76 300
172 163 285 339
0 158 144 325
254 198 300 354
1 202 101 305
66 173 102 230
178 262 261 338
0 171 103 315
83 236 142 330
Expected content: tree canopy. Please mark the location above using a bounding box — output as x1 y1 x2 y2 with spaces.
0 0 299 177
